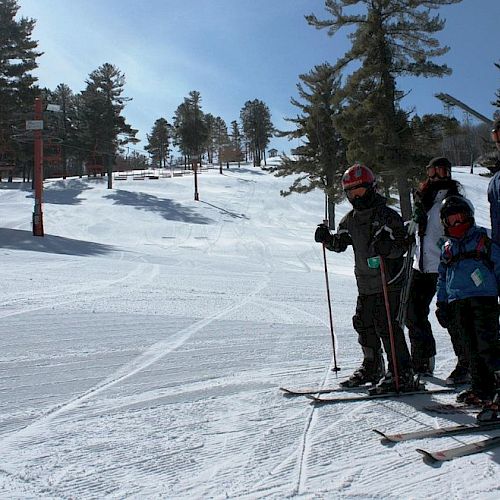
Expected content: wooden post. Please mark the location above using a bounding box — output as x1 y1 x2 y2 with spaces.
33 97 44 236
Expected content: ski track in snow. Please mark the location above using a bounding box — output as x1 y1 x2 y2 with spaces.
1 165 500 499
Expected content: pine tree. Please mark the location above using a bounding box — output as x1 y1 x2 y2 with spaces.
240 99 273 167
0 0 42 176
270 63 346 226
145 118 171 167
173 91 209 166
306 0 462 219
230 120 243 167
78 63 137 188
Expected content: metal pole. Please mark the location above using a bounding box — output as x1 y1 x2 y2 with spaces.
193 161 199 201
33 97 44 236
322 237 340 372
322 192 340 372
379 256 400 392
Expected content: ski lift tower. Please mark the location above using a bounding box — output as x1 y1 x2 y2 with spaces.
435 93 494 173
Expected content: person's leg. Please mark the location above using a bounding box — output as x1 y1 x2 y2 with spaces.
340 294 385 387
372 290 417 392
451 299 483 404
469 297 500 400
406 271 437 373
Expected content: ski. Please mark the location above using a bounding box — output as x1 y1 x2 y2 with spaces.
416 435 500 463
279 385 370 397
307 387 454 405
423 402 481 415
373 421 500 443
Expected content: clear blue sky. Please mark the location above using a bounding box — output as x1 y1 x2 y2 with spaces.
17 0 500 156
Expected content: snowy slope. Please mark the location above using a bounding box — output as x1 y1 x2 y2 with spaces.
0 164 499 499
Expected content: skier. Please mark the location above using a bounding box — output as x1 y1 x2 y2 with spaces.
405 157 469 384
436 195 500 415
315 164 417 393
488 118 500 246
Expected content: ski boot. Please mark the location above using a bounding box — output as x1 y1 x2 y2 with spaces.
340 348 385 388
368 369 423 395
456 389 486 406
477 394 500 422
445 361 471 386
413 356 435 377
477 372 500 422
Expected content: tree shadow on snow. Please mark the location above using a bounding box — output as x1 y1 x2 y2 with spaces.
105 190 214 224
27 179 93 205
0 227 115 256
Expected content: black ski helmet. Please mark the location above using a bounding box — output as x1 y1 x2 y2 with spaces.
440 195 474 228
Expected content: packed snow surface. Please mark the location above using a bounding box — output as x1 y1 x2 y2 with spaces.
1 163 499 499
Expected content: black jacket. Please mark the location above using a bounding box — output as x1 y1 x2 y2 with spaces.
328 194 406 295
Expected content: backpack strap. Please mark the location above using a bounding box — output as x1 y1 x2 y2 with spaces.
442 234 493 269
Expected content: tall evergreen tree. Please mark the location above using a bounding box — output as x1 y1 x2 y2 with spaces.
240 99 273 167
145 118 171 167
46 83 80 178
230 120 243 166
173 90 209 166
0 0 41 174
270 63 346 226
307 0 461 219
78 63 137 188
213 116 229 166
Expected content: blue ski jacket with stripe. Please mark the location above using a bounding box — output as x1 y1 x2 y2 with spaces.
436 225 500 304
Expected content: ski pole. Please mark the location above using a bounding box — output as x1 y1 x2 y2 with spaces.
379 256 400 392
322 217 340 372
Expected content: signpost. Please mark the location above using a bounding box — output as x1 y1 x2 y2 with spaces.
32 97 44 236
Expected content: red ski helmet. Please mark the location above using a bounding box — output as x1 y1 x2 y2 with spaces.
341 164 376 191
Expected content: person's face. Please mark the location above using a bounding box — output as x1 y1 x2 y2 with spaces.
426 165 449 181
345 185 367 200
491 128 500 152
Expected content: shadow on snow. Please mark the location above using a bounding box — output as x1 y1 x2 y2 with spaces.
0 227 115 256
105 189 214 224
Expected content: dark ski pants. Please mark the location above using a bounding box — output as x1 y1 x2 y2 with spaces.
406 270 467 366
450 296 500 399
353 291 412 374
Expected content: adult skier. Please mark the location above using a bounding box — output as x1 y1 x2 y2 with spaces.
488 118 500 246
315 164 417 393
436 195 500 418
406 157 469 384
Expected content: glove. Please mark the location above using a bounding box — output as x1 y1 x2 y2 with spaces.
331 233 349 253
373 227 394 257
435 302 450 329
314 224 333 245
412 202 427 225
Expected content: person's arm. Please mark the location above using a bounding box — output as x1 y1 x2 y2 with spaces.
372 209 406 259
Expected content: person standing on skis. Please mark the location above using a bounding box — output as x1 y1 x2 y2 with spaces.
436 195 500 419
406 157 469 384
315 164 417 394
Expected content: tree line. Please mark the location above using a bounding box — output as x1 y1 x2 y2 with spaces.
0 0 274 188
146 92 273 170
269 0 500 223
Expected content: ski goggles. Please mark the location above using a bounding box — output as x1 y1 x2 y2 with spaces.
445 212 468 227
426 165 449 179
344 185 367 199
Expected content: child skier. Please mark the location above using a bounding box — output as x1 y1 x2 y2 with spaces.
315 164 418 394
436 195 500 420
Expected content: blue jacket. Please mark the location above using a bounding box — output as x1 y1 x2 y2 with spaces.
488 170 500 245
437 225 500 304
